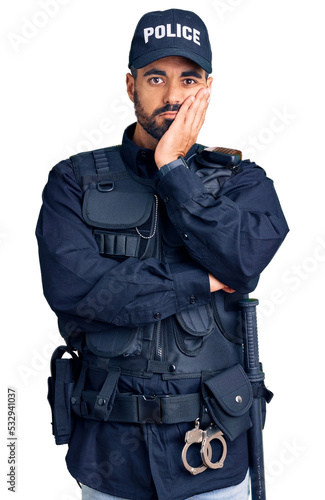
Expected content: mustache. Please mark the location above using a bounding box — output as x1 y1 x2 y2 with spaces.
153 104 181 117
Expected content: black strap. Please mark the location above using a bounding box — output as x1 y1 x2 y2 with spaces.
70 145 127 188
93 149 110 176
70 362 88 417
94 367 121 421
79 391 201 424
50 345 78 377
252 382 273 404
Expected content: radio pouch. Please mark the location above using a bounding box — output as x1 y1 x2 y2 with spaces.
48 346 79 445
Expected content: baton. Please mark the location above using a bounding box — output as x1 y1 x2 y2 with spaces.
239 299 266 500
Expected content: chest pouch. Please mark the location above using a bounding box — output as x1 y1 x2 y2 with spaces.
82 177 157 260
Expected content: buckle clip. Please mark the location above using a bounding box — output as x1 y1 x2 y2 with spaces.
138 395 162 424
97 181 114 192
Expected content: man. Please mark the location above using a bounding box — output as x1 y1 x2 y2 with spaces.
36 9 289 500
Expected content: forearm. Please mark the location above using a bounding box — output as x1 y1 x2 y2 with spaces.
157 160 289 293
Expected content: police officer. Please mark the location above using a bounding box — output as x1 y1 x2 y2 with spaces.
36 9 289 500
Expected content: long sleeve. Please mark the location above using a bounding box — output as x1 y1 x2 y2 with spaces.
157 160 289 293
35 160 211 332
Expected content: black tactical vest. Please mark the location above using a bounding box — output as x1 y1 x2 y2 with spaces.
69 145 246 375
47 145 255 446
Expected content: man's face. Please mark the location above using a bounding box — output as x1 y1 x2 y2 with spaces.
127 56 213 141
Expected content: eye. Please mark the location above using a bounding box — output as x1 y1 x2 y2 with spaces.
149 77 164 84
183 78 196 85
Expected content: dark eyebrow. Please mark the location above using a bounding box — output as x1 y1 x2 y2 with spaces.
180 71 203 79
143 69 167 77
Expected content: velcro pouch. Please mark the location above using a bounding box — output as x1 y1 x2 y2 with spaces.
202 364 253 441
174 304 214 356
83 188 155 229
86 325 145 358
82 183 154 230
83 182 157 260
48 346 79 445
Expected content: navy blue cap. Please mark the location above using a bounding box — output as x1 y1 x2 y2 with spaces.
129 9 212 74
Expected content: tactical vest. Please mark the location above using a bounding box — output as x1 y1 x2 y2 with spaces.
48 145 256 447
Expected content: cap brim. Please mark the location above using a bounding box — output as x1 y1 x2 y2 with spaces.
131 48 212 74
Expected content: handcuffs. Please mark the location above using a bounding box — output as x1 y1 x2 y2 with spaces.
181 419 227 475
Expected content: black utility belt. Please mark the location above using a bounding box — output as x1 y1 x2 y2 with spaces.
73 390 201 425
48 346 263 449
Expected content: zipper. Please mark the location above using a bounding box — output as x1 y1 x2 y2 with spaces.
150 319 164 361
154 196 165 361
156 320 163 361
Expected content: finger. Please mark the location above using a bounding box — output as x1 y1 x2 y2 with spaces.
196 96 210 132
186 88 210 124
176 95 196 121
185 88 210 135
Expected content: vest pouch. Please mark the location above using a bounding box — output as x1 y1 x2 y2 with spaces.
85 325 143 358
48 346 80 445
211 291 244 344
82 182 157 260
174 304 214 356
202 364 253 441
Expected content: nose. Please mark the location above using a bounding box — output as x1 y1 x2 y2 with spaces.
162 82 183 105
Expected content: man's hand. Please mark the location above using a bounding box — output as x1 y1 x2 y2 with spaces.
209 274 236 294
155 87 210 169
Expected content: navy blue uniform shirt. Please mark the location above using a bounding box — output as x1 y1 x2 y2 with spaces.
36 124 289 499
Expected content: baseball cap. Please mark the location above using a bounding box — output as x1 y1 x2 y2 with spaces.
129 9 212 74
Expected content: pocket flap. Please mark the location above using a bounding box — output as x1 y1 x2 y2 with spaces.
204 364 252 417
176 304 214 337
83 188 154 229
86 326 140 358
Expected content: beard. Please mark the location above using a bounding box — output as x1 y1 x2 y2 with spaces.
133 87 181 141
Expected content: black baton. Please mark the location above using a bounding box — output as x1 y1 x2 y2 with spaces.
239 298 266 500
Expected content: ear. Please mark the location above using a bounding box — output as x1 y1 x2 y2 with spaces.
206 76 213 90
126 73 135 103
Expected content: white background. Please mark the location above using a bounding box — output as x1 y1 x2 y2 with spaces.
1 0 324 498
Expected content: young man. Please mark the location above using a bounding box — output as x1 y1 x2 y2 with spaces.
36 9 288 500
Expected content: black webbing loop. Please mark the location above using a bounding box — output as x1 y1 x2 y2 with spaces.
70 362 88 417
252 382 274 404
50 345 78 378
94 367 121 421
93 150 110 176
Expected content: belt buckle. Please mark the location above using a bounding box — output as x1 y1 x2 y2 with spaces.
138 395 162 424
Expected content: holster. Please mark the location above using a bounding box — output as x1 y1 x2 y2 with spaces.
47 346 80 445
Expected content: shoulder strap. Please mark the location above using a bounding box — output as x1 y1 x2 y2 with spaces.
70 145 130 189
